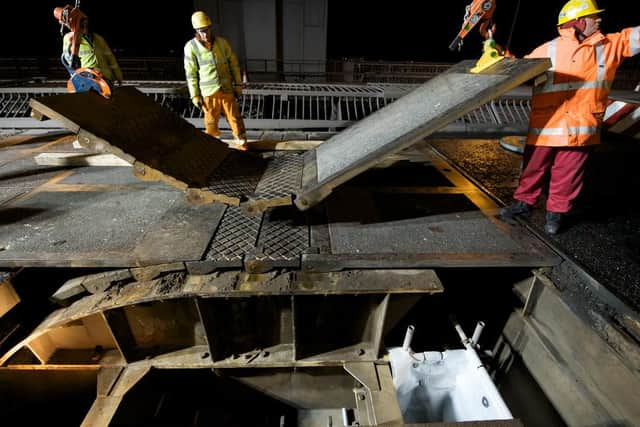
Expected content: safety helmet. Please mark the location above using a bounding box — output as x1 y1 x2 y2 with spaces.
558 0 604 25
191 11 212 29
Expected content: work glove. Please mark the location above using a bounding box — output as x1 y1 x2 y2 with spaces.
192 95 204 110
71 55 81 70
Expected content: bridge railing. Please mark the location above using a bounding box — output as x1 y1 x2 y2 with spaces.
1 57 637 89
0 81 532 135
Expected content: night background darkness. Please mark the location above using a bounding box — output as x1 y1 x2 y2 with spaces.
1 1 639 65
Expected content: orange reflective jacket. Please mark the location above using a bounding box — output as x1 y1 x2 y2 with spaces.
525 26 640 147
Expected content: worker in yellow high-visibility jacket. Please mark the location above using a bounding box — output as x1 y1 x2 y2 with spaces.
184 11 247 149
62 16 123 85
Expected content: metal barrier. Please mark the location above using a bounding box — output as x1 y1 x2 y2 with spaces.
2 56 638 87
0 81 532 134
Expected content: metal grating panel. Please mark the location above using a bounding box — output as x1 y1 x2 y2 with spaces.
255 207 309 262
205 206 263 262
205 151 266 198
296 58 552 210
252 152 304 200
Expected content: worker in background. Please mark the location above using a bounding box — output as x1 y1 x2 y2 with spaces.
499 0 639 235
184 11 247 149
62 15 123 86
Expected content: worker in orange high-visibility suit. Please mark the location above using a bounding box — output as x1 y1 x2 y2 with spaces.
184 11 247 150
500 0 640 235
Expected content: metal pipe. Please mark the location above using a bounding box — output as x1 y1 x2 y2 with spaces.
462 341 513 418
454 321 469 346
471 321 485 347
453 319 513 419
402 325 415 352
341 408 350 426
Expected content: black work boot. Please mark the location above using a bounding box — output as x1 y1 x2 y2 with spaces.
499 200 533 221
544 211 563 235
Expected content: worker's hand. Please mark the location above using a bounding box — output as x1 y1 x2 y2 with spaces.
71 55 81 70
192 95 204 110
503 49 516 59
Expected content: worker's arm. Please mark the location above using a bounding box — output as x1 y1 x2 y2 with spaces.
222 39 243 97
95 34 123 84
522 43 552 88
62 33 81 70
618 26 640 58
184 41 203 107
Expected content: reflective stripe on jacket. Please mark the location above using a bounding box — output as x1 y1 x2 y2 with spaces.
526 26 640 147
62 32 123 82
183 37 241 98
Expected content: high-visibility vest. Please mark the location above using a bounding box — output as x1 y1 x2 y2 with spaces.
526 26 640 147
62 32 123 82
183 37 241 99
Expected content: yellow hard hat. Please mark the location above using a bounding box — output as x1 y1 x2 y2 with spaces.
558 0 604 25
191 11 212 29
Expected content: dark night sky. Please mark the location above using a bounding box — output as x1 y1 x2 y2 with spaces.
2 1 195 57
2 0 639 62
327 0 640 62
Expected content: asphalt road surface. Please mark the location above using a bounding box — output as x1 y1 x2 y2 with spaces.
430 134 640 313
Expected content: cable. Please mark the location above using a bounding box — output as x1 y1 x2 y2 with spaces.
505 0 521 53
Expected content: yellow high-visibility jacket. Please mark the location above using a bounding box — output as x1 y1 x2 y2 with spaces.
62 32 123 82
525 26 640 147
184 37 242 99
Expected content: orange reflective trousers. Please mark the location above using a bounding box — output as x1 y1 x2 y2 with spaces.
203 90 246 141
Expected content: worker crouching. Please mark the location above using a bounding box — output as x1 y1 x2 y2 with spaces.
184 11 247 150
